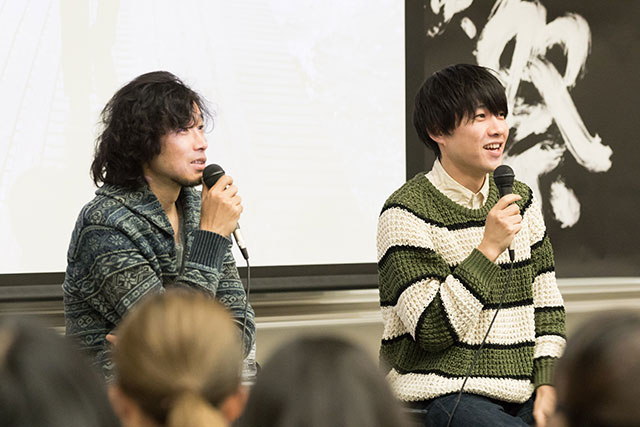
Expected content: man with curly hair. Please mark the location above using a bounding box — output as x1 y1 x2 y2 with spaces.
63 71 255 379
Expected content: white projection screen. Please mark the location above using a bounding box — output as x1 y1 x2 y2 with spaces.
0 1 405 274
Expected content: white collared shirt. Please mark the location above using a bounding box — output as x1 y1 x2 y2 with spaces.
425 159 490 209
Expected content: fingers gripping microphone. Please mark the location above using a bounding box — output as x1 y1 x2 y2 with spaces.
203 164 249 260
493 164 516 261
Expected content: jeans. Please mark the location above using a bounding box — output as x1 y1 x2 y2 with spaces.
415 393 535 427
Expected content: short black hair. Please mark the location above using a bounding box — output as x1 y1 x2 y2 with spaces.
91 71 212 188
413 64 508 158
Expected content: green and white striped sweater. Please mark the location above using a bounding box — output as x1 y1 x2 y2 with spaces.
377 173 566 404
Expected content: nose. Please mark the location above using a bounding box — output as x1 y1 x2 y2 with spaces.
193 128 208 151
488 114 507 136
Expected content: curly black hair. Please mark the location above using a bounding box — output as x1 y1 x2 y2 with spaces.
413 64 508 158
91 71 212 188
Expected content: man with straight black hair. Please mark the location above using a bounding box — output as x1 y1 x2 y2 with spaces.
63 71 255 378
377 64 565 426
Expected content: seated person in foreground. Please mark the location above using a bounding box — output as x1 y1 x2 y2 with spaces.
108 289 246 427
551 310 640 427
0 317 119 427
237 335 412 427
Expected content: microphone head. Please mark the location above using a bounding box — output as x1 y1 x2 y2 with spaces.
203 164 225 188
493 164 515 197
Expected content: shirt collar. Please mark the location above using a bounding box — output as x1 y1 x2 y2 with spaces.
425 159 490 209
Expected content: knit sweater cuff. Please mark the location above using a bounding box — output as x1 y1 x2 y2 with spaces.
534 357 556 388
455 249 502 302
189 230 232 271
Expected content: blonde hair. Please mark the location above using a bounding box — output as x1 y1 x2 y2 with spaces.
113 289 242 427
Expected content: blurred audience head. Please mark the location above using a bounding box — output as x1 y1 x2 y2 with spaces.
238 335 411 427
0 317 119 427
552 310 640 427
110 289 245 427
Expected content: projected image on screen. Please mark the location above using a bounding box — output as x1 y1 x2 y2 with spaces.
0 0 405 274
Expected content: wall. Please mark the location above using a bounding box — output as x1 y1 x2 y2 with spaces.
3 277 640 364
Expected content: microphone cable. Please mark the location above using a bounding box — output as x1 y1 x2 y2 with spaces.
201 164 253 359
241 256 251 358
446 252 515 427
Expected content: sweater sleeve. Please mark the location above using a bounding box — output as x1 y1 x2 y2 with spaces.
527 197 566 388
188 230 256 356
377 205 502 353
64 225 255 378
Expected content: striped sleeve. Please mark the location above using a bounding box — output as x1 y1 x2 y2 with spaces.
377 205 501 353
528 197 566 387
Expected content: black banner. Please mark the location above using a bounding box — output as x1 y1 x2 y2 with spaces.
406 0 640 277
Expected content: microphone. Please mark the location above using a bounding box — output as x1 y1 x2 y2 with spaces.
493 164 516 261
203 164 249 260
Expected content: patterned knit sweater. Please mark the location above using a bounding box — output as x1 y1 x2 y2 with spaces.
377 173 566 403
63 183 255 377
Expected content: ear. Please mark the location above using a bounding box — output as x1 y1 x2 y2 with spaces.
428 132 447 145
220 385 249 422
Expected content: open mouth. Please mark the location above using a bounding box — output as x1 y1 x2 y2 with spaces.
483 143 502 151
191 160 206 170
